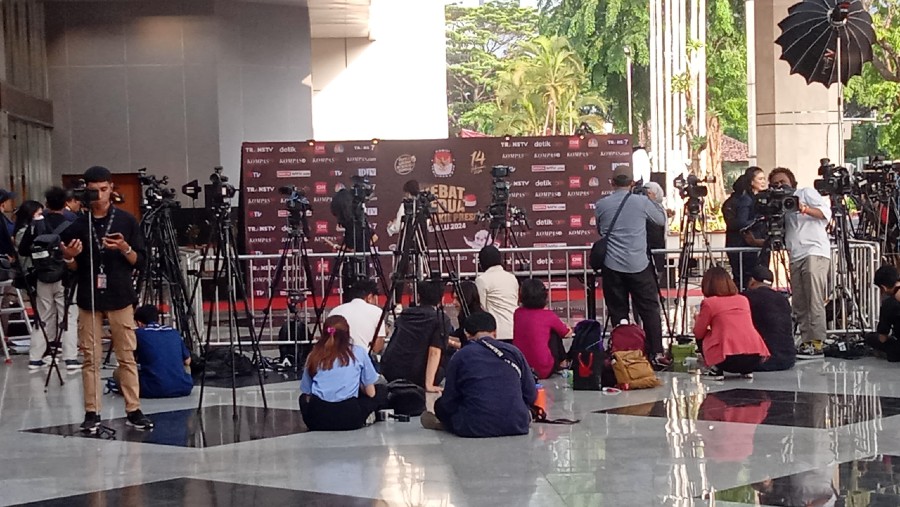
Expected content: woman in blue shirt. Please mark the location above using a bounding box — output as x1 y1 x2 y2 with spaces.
299 315 386 431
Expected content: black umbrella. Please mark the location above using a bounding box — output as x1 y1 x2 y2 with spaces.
775 0 875 87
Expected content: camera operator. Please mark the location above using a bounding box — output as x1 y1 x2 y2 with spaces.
594 166 668 366
767 167 831 359
387 180 421 237
60 166 153 432
724 167 769 289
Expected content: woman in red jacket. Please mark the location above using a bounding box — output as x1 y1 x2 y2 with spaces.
693 267 770 380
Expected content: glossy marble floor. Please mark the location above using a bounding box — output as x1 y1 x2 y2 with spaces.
4 357 900 506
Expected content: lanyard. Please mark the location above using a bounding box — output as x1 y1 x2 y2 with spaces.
89 206 117 272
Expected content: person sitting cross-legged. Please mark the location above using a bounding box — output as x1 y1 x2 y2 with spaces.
117 305 193 398
421 312 537 438
299 315 387 431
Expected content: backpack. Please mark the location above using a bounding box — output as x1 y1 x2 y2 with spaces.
386 379 426 416
201 347 255 378
609 322 661 390
609 322 647 353
568 320 616 390
30 220 71 284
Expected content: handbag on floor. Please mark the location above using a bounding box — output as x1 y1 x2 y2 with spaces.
611 350 661 390
386 379 426 416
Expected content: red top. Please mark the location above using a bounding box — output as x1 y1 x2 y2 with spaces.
513 307 569 379
693 295 771 367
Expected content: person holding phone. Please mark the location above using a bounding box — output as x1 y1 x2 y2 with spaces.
60 166 152 433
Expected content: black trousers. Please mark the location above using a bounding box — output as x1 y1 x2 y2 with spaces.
602 265 663 354
548 330 567 375
755 355 795 372
865 332 900 362
299 384 388 431
717 354 762 374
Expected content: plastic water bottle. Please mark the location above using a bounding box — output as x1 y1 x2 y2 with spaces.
561 369 572 388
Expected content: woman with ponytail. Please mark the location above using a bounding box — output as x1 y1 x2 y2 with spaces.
299 315 387 430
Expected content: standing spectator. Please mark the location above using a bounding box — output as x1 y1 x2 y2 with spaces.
60 166 153 433
328 279 386 353
0 189 16 254
128 305 192 398
868 265 900 362
743 266 795 372
768 168 831 359
693 267 770 380
725 167 768 289
421 312 537 438
380 280 451 392
594 165 668 366
64 188 82 220
474 245 518 341
299 315 386 431
513 279 572 379
19 188 81 371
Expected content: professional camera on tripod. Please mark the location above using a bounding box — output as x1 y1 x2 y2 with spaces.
474 165 528 266
208 166 237 215
747 187 800 251
813 158 857 197
855 156 900 254
280 185 312 235
673 173 712 218
138 168 178 210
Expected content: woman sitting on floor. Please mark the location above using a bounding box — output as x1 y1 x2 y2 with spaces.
693 267 770 380
512 279 572 379
299 315 387 431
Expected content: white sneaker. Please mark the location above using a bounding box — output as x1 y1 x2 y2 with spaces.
797 342 824 360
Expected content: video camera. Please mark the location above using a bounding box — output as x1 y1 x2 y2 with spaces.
351 175 374 203
70 180 100 206
474 165 528 228
279 185 311 234
813 158 855 196
138 168 178 208
673 174 711 200
749 186 800 251
209 166 236 208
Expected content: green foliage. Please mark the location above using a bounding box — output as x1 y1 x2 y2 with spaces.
446 1 539 135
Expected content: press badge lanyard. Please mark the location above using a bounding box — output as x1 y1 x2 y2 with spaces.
90 206 117 290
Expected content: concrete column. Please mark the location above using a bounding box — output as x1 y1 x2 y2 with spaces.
754 0 841 187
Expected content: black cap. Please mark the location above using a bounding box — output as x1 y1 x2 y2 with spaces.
0 189 17 203
749 265 774 283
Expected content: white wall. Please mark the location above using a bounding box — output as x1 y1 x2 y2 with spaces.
311 0 448 141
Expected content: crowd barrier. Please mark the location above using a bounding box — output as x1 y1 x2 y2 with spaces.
182 240 880 347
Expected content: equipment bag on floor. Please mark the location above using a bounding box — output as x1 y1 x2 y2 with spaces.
568 320 616 390
611 350 661 390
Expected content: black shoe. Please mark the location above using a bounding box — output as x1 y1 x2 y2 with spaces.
80 412 101 434
125 410 154 430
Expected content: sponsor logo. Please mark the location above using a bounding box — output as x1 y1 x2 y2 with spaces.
568 230 594 236
470 150 486 174
334 144 344 153
532 164 565 173
588 138 599 148
534 140 551 148
568 138 581 149
247 197 272 205
569 176 582 188
247 225 277 233
314 144 326 155
315 182 328 195
567 190 592 197
252 276 271 283
250 171 262 178
394 154 416 175
353 144 374 151
250 211 263 218
534 153 561 159
315 259 331 274
534 242 566 248
347 156 376 163
589 177 600 187
330 169 343 177
508 191 526 198
432 149 455 178
245 186 275 193
279 158 307 164
316 221 329 234
584 164 598 171
255 290 266 297
570 253 584 268
567 151 590 158
254 147 274 153
245 158 270 165
313 196 332 203
534 191 562 198
570 216 583 228
584 202 596 210
535 180 552 187
599 151 630 157
501 141 528 148
365 207 378 216
535 231 563 237
512 180 531 187
279 146 297 153
312 157 335 164
535 219 554 227
248 237 274 245
590 216 597 226
357 167 376 177
278 210 290 217
276 170 311 178
533 203 566 212
501 153 526 160
612 162 630 171
535 258 564 266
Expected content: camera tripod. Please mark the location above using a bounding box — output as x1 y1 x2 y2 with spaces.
488 212 530 271
674 198 715 338
17 273 73 390
825 198 868 339
192 203 268 416
136 199 201 353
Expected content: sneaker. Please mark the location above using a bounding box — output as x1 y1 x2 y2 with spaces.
652 353 672 371
80 412 101 434
797 341 824 360
702 366 725 381
420 411 444 431
65 359 83 371
741 373 754 380
28 360 44 371
125 410 154 430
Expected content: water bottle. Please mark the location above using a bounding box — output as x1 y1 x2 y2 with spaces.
561 369 572 388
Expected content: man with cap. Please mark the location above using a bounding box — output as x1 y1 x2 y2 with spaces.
594 165 668 366
743 265 795 371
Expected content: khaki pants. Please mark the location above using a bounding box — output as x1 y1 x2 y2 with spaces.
79 307 140 413
29 281 78 362
790 255 830 345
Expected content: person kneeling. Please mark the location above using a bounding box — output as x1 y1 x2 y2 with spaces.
693 267 770 380
422 312 537 438
117 305 193 398
299 316 387 431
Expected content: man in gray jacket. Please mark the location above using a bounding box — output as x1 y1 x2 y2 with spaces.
595 166 668 365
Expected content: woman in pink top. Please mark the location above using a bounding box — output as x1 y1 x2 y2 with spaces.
693 267 770 380
513 279 572 379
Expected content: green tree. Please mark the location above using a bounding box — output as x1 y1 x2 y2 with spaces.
706 0 747 142
494 35 608 135
846 0 900 158
446 1 539 135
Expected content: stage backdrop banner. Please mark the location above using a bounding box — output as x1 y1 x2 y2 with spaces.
241 135 630 298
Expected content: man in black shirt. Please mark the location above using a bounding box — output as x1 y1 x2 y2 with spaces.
743 266 795 371
380 280 451 393
866 265 900 362
61 166 154 432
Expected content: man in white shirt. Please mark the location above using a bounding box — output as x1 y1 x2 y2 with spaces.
769 167 831 359
474 246 518 341
328 280 386 353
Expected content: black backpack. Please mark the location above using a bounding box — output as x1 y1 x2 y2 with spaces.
30 221 71 284
201 347 255 378
568 320 616 390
